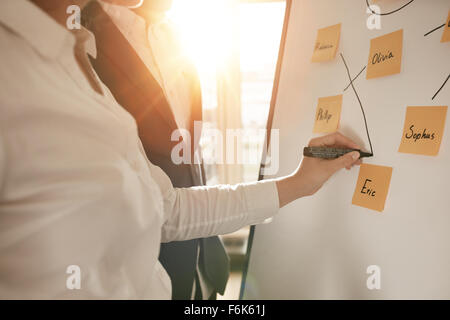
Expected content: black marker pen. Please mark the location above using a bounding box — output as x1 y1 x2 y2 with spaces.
303 146 373 159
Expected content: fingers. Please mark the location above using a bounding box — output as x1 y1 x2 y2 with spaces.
309 132 360 150
329 151 360 173
346 158 363 170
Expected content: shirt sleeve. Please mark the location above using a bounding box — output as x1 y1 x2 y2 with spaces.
149 163 280 243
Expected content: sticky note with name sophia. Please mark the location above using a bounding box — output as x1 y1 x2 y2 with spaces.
352 164 393 213
311 23 341 62
313 94 343 133
398 106 448 156
366 29 403 79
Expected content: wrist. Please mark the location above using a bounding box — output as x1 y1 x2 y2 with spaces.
275 171 305 208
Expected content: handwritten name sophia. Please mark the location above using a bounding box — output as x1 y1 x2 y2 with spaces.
405 125 436 142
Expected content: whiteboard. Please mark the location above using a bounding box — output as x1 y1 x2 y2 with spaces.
243 0 450 299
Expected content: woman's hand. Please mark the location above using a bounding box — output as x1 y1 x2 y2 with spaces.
276 132 362 207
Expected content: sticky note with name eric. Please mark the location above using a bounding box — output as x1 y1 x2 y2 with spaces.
313 94 343 133
398 106 448 156
352 163 393 212
441 10 450 43
366 29 403 79
311 23 341 62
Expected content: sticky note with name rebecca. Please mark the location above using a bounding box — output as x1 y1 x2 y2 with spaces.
366 29 403 79
313 94 343 133
441 10 450 43
352 164 393 212
398 106 448 156
311 23 341 62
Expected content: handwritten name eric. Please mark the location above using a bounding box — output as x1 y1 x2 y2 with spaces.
361 179 376 197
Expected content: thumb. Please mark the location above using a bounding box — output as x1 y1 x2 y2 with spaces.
329 151 360 172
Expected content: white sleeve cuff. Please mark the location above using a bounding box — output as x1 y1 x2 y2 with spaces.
242 179 280 226
161 179 280 242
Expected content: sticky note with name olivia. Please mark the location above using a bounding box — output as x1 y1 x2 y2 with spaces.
352 163 393 213
441 10 450 43
366 29 403 79
313 94 343 133
398 106 448 156
311 23 341 62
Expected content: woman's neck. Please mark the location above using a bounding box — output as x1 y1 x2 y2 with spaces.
132 7 165 25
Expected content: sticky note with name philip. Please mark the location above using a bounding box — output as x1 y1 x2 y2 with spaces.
352 164 393 212
441 10 450 43
313 94 343 133
366 29 403 79
398 106 448 156
311 23 341 62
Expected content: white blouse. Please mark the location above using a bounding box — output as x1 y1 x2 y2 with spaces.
0 0 279 299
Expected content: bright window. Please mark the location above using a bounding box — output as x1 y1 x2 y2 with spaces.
169 0 286 299
239 1 286 182
170 0 286 185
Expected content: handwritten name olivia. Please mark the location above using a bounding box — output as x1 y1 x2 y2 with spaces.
371 51 394 65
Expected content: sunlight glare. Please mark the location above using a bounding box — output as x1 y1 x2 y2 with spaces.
168 0 235 75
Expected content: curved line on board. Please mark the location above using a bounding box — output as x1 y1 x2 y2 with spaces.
344 65 367 92
340 53 374 155
424 23 445 37
366 0 415 16
432 74 450 100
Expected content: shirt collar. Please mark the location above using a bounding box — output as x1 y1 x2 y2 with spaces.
0 0 96 60
74 27 98 59
99 1 169 46
99 1 147 42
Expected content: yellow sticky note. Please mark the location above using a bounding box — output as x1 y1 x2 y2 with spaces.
313 94 343 133
366 29 403 79
441 10 450 43
311 23 341 62
352 164 393 212
398 106 448 156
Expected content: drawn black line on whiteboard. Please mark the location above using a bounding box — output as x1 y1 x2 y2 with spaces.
424 23 445 37
365 0 415 16
340 53 374 156
432 74 450 100
343 65 366 92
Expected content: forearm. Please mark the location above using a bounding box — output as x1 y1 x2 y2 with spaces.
158 132 361 242
161 180 279 242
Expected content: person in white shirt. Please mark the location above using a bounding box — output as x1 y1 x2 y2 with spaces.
0 0 362 299
83 0 231 300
